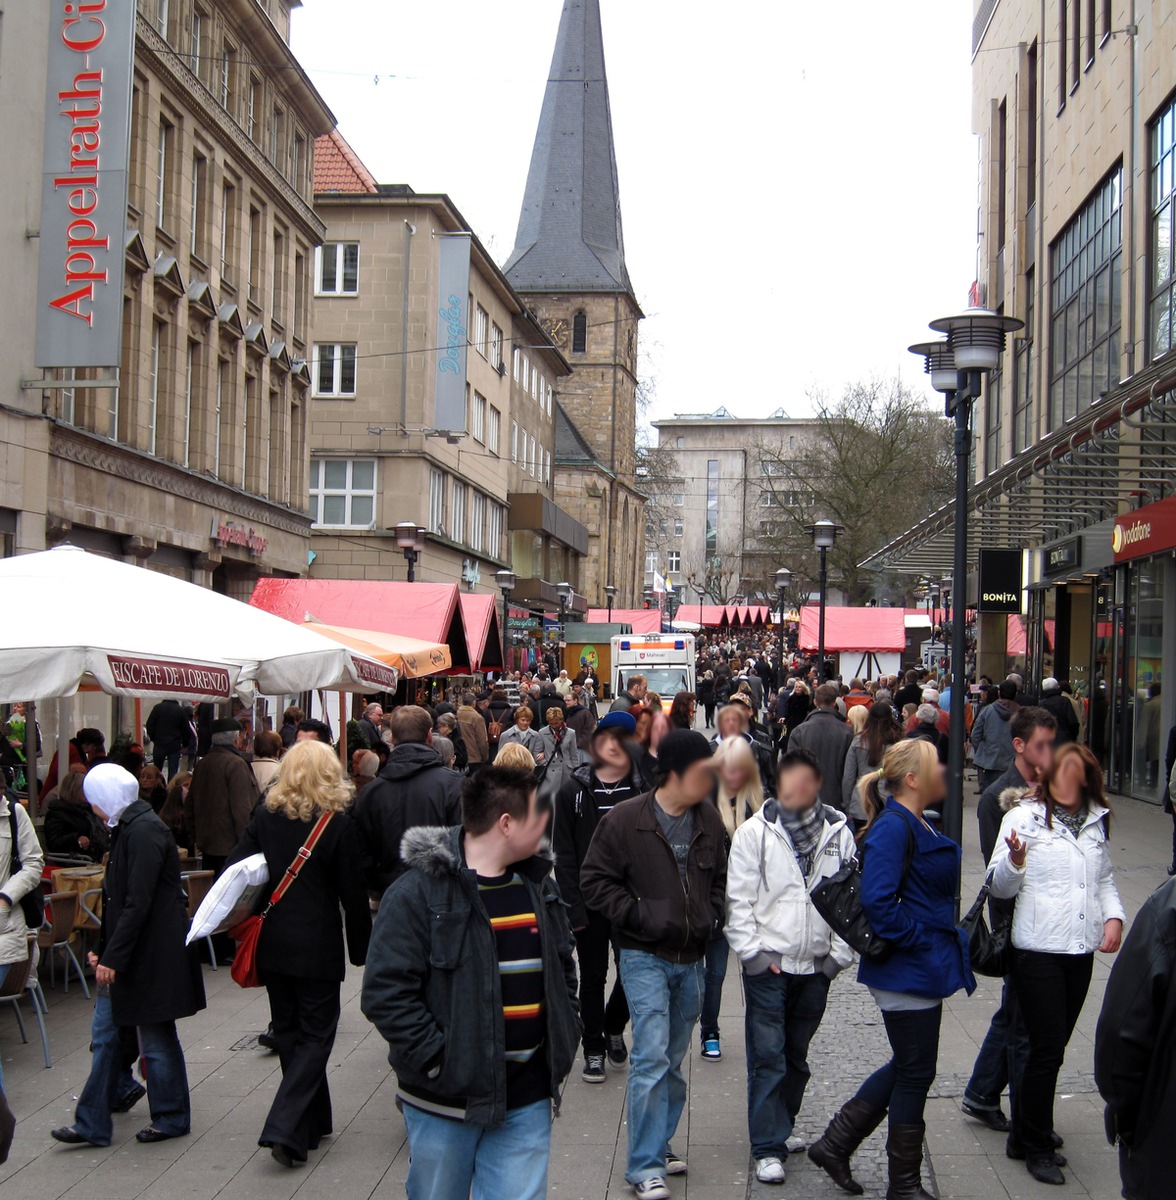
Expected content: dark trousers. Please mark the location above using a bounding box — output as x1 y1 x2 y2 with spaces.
744 970 831 1159
855 1005 942 1125
703 703 716 727
260 973 340 1161
977 767 1005 794
1011 949 1093 1156
1169 811 1176 869
152 750 181 780
700 934 729 1039
575 911 629 1056
964 976 1029 1117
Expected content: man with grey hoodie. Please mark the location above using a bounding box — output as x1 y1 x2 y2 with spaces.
970 679 1018 792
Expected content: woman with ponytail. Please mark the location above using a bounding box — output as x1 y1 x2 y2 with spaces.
809 739 974 1200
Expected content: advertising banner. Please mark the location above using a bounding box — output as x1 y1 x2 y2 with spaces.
978 549 1023 614
1112 495 1176 562
35 0 136 369
434 233 471 432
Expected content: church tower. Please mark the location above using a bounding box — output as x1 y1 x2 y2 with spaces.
505 0 645 608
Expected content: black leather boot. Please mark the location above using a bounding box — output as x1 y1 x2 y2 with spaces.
885 1123 936 1200
808 1098 887 1195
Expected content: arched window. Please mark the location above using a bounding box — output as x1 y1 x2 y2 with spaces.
572 311 587 353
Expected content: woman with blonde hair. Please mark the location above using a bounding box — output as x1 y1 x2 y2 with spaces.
493 742 536 771
225 740 371 1168
497 705 546 763
809 738 974 1199
698 736 767 1062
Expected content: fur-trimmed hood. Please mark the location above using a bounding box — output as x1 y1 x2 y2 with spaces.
399 823 555 884
999 785 1039 812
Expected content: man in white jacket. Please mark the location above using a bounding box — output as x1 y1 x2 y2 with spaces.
725 747 856 1186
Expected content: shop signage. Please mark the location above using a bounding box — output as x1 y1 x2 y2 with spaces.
508 616 540 630
1112 494 1176 562
35 0 135 369
401 648 450 675
434 234 471 432
211 517 268 556
978 549 1023 614
350 655 398 692
1043 536 1082 578
107 654 231 698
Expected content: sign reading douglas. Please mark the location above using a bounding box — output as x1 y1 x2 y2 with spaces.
434 234 471 433
35 0 135 370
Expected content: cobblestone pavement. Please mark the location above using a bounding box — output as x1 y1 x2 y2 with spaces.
0 782 1165 1200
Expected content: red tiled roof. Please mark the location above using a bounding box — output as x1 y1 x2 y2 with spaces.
314 129 378 194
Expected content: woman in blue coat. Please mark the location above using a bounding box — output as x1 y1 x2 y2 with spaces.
809 738 974 1200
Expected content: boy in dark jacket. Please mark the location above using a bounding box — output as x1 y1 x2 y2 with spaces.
362 766 579 1200
580 731 727 1199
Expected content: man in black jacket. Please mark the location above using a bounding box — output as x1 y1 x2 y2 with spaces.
1038 678 1079 745
553 711 653 1083
361 767 580 1200
1095 877 1176 1200
351 706 463 894
145 700 191 780
783 685 851 813
962 706 1056 1145
581 731 727 1197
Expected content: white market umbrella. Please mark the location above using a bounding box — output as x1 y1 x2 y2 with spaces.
0 546 396 704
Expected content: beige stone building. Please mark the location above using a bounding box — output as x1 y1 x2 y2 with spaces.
4 0 334 595
504 0 646 609
307 133 588 621
868 1 1176 801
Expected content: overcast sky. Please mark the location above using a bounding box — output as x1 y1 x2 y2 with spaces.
291 1 978 426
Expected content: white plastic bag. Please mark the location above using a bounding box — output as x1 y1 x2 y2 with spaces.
186 853 269 942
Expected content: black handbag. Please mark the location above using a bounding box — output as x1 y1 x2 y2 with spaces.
809 815 915 963
7 805 45 929
960 876 1013 977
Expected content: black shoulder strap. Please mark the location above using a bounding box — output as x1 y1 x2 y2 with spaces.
8 805 22 871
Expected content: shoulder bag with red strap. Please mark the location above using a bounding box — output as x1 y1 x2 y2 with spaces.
228 811 333 988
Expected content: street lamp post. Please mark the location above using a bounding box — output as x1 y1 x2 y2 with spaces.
911 309 1022 865
604 583 617 623
804 520 842 684
394 522 427 583
556 581 573 662
495 568 516 678
775 567 791 688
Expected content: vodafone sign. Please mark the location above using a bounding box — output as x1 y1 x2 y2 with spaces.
1112 495 1176 562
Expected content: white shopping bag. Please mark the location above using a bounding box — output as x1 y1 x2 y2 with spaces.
186 853 269 942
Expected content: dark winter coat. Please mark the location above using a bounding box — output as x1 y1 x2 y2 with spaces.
784 690 813 734
580 791 729 964
1094 877 1176 1200
1040 690 1079 744
145 700 192 756
226 805 371 980
564 702 596 744
906 723 949 764
43 797 106 861
361 825 580 1127
786 709 853 813
100 800 206 1027
351 742 464 893
184 744 259 857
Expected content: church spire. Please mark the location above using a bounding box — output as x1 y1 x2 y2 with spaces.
504 0 633 296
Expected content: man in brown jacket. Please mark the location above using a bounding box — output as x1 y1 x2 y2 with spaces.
183 717 258 878
580 731 726 1199
456 691 490 772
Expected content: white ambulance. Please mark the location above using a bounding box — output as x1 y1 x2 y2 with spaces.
610 633 696 712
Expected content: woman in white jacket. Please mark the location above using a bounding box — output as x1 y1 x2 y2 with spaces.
725 746 856 1185
989 742 1124 1186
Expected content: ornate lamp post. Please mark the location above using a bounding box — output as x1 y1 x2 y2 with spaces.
775 567 791 688
495 568 516 676
804 519 842 684
604 582 617 623
394 522 427 582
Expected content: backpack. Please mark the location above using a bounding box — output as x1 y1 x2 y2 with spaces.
488 720 503 742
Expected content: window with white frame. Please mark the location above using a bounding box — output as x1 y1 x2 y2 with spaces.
645 551 658 573
544 448 551 483
451 480 466 544
474 305 489 357
489 502 504 559
546 383 553 414
316 242 359 295
471 391 487 442
469 492 486 552
148 322 162 455
674 518 683 536
513 346 521 381
313 343 357 396
428 468 445 533
511 420 519 463
156 118 173 228
522 355 530 392
668 551 681 573
760 492 779 507
530 367 539 400
309 458 376 527
488 406 501 454
529 434 537 476
671 493 685 507
490 323 503 368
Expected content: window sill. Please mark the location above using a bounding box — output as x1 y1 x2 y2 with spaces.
313 290 359 299
311 525 377 533
311 393 357 401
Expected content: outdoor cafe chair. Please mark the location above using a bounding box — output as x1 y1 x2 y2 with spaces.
36 891 90 998
0 935 51 1068
181 870 218 971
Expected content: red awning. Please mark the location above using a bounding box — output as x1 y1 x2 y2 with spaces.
798 607 906 653
250 578 474 672
458 593 503 673
584 608 663 633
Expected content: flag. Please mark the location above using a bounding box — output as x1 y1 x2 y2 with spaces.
653 571 668 594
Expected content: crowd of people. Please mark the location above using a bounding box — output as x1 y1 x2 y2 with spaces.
0 645 1172 1200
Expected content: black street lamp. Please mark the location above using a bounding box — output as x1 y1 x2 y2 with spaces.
804 519 842 684
394 521 427 582
556 581 573 651
496 568 516 677
911 308 1022 864
604 582 617 623
775 567 791 687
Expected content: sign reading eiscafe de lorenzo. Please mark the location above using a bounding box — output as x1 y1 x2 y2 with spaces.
1112 494 1176 562
107 654 232 698
350 655 398 691
35 0 136 369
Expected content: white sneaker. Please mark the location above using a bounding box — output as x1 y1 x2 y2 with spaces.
633 1178 670 1200
665 1152 687 1175
755 1156 786 1184
785 1134 807 1154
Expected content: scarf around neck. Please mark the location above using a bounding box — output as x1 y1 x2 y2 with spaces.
765 798 827 875
1053 804 1088 837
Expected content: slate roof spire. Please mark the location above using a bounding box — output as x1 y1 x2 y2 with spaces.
504 0 633 295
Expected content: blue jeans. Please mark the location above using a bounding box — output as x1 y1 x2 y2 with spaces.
74 992 143 1145
402 1099 551 1200
138 1021 192 1136
700 934 729 1039
744 969 831 1159
964 976 1029 1117
619 949 703 1185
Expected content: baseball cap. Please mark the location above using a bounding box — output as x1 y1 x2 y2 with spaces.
594 711 637 737
656 730 715 777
